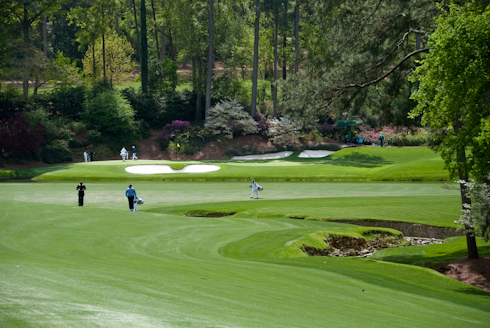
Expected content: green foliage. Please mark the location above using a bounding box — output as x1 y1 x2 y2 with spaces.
46 85 85 120
204 99 257 139
456 179 490 242
409 2 490 181
148 58 179 97
268 117 300 146
51 51 84 86
41 139 72 164
82 29 135 84
120 87 166 129
163 90 200 124
82 90 139 145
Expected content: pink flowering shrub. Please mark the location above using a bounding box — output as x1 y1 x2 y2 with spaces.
316 122 343 140
356 126 430 146
253 113 270 137
158 120 191 149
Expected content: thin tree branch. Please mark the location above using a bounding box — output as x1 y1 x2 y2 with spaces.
365 28 428 74
336 47 432 90
29 0 59 24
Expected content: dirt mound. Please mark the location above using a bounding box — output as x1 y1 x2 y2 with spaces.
432 257 490 293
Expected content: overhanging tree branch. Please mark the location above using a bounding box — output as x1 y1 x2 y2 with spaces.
336 47 432 90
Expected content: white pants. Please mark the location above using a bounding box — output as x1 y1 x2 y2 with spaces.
251 189 258 198
132 153 137 160
121 155 126 162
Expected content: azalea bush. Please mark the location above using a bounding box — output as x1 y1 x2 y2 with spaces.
204 99 257 139
356 126 430 146
0 113 46 158
158 120 192 150
268 117 300 146
316 122 343 140
253 113 270 137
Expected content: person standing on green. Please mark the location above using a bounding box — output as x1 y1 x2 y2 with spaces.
76 182 86 206
378 135 384 147
126 184 137 211
132 145 138 160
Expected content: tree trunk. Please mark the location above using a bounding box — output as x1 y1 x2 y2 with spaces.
251 0 260 116
294 4 299 75
151 0 160 60
162 29 166 61
141 0 149 93
102 32 106 79
43 15 47 56
195 58 203 121
273 6 278 118
192 57 197 92
115 12 119 35
205 0 214 119
454 117 479 259
22 5 30 99
168 28 176 61
132 0 142 64
92 42 96 77
282 0 287 81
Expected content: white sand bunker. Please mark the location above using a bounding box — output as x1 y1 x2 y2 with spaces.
125 164 220 175
231 151 293 160
298 150 336 158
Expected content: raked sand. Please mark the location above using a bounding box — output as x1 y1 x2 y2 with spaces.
231 151 293 160
297 150 336 158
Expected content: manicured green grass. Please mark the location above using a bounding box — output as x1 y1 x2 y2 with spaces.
1 147 451 181
1 181 489 327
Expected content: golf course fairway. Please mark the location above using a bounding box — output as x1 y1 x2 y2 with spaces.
1 149 489 327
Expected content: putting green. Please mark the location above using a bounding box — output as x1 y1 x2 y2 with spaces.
0 181 489 327
0 147 451 181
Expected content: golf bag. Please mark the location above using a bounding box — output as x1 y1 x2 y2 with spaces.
132 196 144 211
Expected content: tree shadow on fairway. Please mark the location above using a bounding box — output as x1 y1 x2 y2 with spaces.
228 151 392 168
0 163 75 181
322 151 393 168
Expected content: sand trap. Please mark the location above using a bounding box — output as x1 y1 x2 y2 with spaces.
125 164 220 175
231 151 293 160
298 150 336 158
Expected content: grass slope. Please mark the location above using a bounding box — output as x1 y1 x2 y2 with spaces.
1 182 489 327
0 147 450 181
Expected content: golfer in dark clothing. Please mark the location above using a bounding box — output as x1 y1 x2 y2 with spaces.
76 182 86 206
126 184 137 211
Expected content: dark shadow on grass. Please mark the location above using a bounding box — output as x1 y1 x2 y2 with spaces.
375 244 490 267
228 151 393 168
0 163 74 181
323 151 393 168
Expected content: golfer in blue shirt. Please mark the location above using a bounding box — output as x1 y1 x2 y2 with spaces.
126 184 137 211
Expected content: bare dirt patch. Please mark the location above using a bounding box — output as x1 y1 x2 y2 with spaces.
432 257 490 293
183 211 237 218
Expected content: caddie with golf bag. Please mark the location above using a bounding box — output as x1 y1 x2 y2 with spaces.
250 180 263 199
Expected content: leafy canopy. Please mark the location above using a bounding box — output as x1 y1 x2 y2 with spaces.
409 2 490 181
